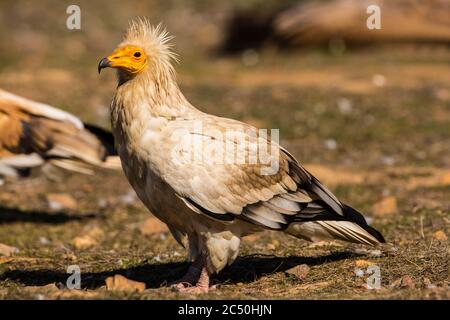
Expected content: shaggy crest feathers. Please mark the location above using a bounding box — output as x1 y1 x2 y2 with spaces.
123 18 179 66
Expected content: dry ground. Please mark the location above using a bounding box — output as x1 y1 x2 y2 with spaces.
0 0 448 299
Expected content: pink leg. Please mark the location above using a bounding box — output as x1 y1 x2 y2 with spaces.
170 255 213 293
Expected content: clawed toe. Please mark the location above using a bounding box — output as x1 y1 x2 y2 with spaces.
173 284 211 294
170 281 192 291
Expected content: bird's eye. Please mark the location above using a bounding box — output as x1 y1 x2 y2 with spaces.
133 52 141 58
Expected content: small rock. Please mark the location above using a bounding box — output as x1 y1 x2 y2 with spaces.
86 226 104 239
119 190 137 205
337 98 352 114
270 239 280 248
400 275 415 289
64 252 77 262
324 139 337 150
0 243 19 257
432 230 447 242
381 156 396 166
266 243 276 250
372 196 397 217
440 172 450 186
0 257 14 264
372 74 386 87
39 237 50 245
354 260 375 268
392 275 415 289
286 264 310 280
81 184 93 193
71 227 104 250
71 235 97 250
46 193 77 211
97 198 109 209
139 217 168 235
105 274 145 292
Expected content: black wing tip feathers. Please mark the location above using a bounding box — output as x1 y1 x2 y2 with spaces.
343 204 386 243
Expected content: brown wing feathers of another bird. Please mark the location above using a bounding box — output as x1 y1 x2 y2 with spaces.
0 89 120 177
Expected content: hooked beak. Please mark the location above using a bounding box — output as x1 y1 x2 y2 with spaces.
98 57 112 74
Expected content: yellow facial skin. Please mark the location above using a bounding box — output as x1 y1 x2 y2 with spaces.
99 45 147 75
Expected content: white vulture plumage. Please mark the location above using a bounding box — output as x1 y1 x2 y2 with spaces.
98 19 385 293
0 89 120 178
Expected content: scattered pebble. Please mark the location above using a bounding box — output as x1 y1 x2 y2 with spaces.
372 196 397 217
381 156 396 166
432 230 447 242
372 74 386 87
400 275 415 289
46 193 77 211
440 172 450 186
97 198 109 209
71 236 97 250
119 190 137 205
39 237 50 245
324 139 337 150
139 217 168 235
391 275 415 289
354 260 375 268
337 98 352 114
434 88 450 101
71 226 104 250
286 264 310 280
0 243 19 257
105 274 145 293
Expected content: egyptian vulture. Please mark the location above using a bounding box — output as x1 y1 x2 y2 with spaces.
98 19 385 293
0 89 120 178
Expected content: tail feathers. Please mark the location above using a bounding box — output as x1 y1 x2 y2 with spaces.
342 204 385 243
287 220 384 246
287 204 385 246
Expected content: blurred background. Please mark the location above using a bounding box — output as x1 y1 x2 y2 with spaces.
0 0 448 299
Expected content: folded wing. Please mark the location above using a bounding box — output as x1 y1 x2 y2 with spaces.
160 116 384 245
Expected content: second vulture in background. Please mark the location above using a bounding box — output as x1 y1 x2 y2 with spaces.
0 89 121 179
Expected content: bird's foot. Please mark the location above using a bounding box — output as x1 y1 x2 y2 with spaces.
170 281 193 291
173 283 215 294
170 257 212 294
169 264 202 289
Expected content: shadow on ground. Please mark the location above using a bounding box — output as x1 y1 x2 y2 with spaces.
0 206 98 224
0 252 357 289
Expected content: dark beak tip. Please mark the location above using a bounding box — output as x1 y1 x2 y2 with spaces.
98 57 111 74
